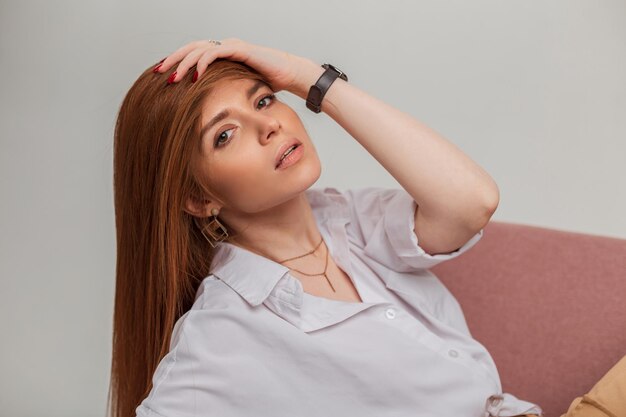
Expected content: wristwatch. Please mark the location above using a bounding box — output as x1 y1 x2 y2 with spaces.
306 63 348 113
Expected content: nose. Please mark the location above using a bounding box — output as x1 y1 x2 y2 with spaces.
256 113 281 144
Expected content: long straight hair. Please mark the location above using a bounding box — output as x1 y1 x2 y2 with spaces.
108 58 267 417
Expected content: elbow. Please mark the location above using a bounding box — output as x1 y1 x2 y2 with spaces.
484 184 500 215
474 186 500 229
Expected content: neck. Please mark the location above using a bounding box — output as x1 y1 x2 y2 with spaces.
220 192 322 262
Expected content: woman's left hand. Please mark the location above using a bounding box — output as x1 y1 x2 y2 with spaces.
154 38 315 95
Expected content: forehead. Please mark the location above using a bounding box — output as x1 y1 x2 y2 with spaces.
205 77 266 102
201 77 269 118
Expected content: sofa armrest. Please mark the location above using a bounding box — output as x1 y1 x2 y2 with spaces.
431 221 626 417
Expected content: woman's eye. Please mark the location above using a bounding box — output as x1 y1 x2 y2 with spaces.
257 93 275 109
214 128 234 148
213 94 275 148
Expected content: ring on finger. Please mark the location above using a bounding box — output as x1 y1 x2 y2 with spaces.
208 39 222 45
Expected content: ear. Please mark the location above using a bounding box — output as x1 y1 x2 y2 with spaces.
184 194 218 218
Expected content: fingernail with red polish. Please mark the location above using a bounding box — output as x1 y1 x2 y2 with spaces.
153 63 163 73
159 57 167 63
192 71 198 83
167 71 177 84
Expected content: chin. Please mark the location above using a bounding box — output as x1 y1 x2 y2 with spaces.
301 155 322 188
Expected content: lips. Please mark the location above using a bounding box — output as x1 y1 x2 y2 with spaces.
275 138 302 168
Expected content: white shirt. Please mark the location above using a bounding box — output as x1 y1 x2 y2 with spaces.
136 186 542 417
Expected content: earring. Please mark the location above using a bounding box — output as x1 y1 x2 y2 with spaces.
194 207 229 248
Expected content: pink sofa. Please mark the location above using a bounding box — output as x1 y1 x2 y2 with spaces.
431 221 626 417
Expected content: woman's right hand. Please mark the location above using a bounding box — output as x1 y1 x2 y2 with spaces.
153 38 322 98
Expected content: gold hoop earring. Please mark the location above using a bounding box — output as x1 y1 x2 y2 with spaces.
194 208 229 248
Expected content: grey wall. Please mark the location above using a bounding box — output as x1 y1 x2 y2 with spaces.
1 0 624 416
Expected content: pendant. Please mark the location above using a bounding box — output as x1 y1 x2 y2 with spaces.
324 273 336 292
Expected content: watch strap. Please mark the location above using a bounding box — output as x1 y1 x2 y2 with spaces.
306 64 347 113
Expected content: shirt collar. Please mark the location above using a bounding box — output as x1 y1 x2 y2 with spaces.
210 238 383 331
209 241 291 307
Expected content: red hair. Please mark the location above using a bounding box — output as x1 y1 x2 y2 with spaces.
108 58 267 417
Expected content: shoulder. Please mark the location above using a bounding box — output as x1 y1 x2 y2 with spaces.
191 274 242 311
306 186 410 231
138 272 312 416
305 186 399 218
165 274 264 349
164 276 239 350
137 277 262 415
313 186 482 271
305 186 346 208
306 186 402 211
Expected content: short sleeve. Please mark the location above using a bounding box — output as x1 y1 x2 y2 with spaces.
343 187 483 272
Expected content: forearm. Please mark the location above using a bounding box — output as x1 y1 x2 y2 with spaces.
290 58 499 230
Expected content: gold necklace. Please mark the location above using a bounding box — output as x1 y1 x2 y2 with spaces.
278 237 335 292
277 236 324 262
242 236 336 292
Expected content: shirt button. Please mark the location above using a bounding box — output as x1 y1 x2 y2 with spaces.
385 308 396 319
486 394 504 415
489 396 503 407
448 349 459 358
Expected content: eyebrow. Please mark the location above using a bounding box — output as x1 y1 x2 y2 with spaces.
199 80 269 141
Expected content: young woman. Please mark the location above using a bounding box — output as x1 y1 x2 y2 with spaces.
108 38 624 417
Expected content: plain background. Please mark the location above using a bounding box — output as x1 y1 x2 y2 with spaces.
1 0 624 416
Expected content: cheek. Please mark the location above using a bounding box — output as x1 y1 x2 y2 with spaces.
285 108 306 131
205 151 275 210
